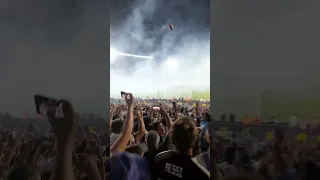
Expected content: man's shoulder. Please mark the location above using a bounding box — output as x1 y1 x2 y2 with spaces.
110 132 120 138
197 151 210 157
155 150 176 162
156 151 210 176
190 156 210 175
154 153 210 179
154 151 195 166
195 151 209 160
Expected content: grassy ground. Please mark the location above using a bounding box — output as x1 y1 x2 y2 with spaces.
211 91 320 122
111 91 210 100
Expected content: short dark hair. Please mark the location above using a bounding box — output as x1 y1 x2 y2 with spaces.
170 116 198 153
204 112 211 122
143 116 152 131
111 119 123 134
133 121 139 133
9 166 30 180
112 114 120 120
152 121 162 131
224 147 236 164
126 144 143 155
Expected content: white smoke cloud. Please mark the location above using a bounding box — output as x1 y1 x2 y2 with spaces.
110 0 210 97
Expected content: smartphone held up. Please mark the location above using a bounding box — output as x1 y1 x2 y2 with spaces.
120 91 132 99
152 107 160 111
34 94 64 119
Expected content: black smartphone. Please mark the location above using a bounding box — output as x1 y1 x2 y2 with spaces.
34 94 63 117
121 91 126 98
120 91 131 99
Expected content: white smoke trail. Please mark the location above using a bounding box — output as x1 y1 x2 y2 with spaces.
110 0 210 97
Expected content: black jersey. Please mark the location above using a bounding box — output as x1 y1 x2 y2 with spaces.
152 150 210 180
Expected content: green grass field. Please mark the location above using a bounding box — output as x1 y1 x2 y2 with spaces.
209 91 320 122
111 91 210 100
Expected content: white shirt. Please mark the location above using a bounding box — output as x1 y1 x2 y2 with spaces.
110 132 135 147
110 133 121 147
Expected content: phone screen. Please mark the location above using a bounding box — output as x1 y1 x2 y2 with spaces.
153 107 160 110
120 91 131 99
121 91 126 98
34 94 64 118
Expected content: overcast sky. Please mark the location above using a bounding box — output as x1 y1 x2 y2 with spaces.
212 0 320 94
1 0 109 116
1 0 209 116
3 0 320 116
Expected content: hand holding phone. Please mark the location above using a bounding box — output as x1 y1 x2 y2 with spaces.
34 94 64 118
121 92 134 108
121 91 131 99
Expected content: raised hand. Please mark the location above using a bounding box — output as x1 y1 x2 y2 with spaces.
48 100 79 144
125 93 134 109
159 105 166 114
136 109 142 118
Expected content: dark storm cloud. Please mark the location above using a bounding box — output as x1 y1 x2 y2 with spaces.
212 0 320 91
0 0 109 116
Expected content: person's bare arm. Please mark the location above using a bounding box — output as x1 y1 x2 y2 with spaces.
4 139 20 166
50 142 74 180
111 94 134 155
160 106 172 130
86 157 103 180
196 102 202 117
48 100 78 180
133 111 147 142
26 141 40 167
150 110 155 121
95 137 106 179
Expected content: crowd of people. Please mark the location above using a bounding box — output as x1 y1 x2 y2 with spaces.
209 122 320 180
109 93 211 180
0 94 319 180
109 93 320 180
0 103 109 180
